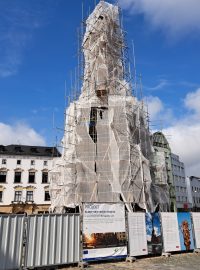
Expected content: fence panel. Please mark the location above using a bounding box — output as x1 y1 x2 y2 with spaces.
25 214 80 268
0 215 25 270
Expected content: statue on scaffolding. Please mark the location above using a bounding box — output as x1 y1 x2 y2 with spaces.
49 1 172 213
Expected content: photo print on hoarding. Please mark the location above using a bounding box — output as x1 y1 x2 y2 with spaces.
145 213 163 255
177 212 194 251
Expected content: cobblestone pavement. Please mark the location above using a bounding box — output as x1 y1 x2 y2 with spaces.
64 253 200 270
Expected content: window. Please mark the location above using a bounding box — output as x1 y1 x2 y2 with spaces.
30 147 38 153
30 160 35 166
0 171 6 183
0 191 2 202
28 172 35 183
17 160 21 165
15 146 22 153
26 191 33 202
14 171 21 183
14 191 22 202
42 172 48 183
38 211 49 214
44 160 48 166
2 159 6 165
44 191 50 201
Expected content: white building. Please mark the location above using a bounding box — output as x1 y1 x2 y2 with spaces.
0 144 60 214
186 176 200 211
171 153 192 211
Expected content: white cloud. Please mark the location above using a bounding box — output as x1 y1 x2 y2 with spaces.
184 88 200 116
144 79 169 91
145 96 163 121
119 0 200 39
148 88 200 176
163 124 200 176
0 122 46 146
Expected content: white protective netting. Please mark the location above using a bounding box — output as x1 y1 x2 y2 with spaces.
49 1 170 213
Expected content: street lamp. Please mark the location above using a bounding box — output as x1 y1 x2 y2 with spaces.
194 190 197 212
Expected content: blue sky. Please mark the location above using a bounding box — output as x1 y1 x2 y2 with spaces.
0 0 200 175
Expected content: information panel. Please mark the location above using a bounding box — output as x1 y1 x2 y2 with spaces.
128 212 148 256
177 212 194 251
82 203 127 261
160 212 181 252
191 213 200 249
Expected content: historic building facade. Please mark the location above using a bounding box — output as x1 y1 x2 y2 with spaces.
186 176 200 211
152 132 177 212
0 144 60 214
171 153 192 211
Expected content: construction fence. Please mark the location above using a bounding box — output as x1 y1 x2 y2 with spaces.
0 214 80 270
0 204 200 269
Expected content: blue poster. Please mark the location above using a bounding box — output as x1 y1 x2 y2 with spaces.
145 213 163 255
177 212 194 251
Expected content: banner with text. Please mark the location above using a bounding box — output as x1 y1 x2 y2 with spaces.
192 213 200 249
128 212 148 256
160 212 181 252
82 203 127 261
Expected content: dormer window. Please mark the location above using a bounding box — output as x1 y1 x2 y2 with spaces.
30 147 38 153
15 146 22 153
0 145 6 153
45 148 52 154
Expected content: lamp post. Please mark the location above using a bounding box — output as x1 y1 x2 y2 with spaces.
194 190 197 212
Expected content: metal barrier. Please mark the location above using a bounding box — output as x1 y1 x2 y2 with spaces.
25 214 80 268
0 215 25 270
1 210 199 269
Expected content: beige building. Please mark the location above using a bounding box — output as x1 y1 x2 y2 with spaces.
0 144 60 214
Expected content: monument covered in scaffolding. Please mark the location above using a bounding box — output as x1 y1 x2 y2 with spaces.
49 1 171 213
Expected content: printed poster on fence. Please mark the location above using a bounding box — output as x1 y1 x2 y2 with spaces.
160 212 181 252
177 212 194 251
128 212 148 256
192 213 200 249
145 213 163 255
83 203 127 261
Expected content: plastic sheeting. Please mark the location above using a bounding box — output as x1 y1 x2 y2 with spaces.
49 1 170 213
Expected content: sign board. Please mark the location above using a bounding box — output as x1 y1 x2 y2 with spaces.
128 212 148 256
82 203 127 261
160 212 181 252
145 213 163 255
191 213 200 249
177 212 194 251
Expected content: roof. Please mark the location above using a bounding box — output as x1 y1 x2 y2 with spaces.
190 176 200 181
0 144 61 157
152 131 171 150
